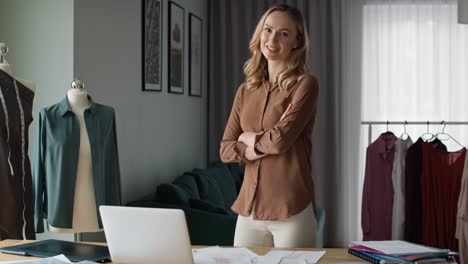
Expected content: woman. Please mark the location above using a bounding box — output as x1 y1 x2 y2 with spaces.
220 3 319 248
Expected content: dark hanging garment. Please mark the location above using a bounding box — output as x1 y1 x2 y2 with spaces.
0 69 35 240
421 142 466 251
404 137 447 244
456 154 468 264
361 132 397 241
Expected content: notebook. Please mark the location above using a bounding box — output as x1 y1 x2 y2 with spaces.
348 241 458 264
0 239 110 262
350 240 449 255
348 247 457 263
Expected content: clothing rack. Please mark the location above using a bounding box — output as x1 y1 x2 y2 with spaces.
360 121 468 145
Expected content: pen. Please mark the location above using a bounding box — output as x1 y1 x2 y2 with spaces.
0 250 29 256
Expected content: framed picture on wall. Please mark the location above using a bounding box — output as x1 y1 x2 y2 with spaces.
168 1 184 94
142 0 162 92
189 13 202 97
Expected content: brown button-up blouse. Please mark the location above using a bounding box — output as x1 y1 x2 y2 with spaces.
220 74 319 220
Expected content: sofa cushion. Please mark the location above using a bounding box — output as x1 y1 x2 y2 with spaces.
190 170 225 209
208 162 244 193
155 183 189 207
225 163 244 193
192 165 237 211
173 173 200 200
192 171 224 208
189 199 229 215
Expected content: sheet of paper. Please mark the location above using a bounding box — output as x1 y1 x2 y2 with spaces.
0 255 71 264
257 250 326 264
193 246 258 264
350 240 447 255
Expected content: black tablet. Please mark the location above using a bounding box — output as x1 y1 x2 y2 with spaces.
0 239 111 263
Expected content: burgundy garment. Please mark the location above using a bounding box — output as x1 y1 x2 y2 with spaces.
0 69 35 240
421 142 466 251
456 154 468 264
404 138 447 244
362 132 397 241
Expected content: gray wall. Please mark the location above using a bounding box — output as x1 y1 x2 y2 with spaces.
74 0 208 204
0 0 74 141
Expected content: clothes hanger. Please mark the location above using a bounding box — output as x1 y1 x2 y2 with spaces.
435 121 465 149
400 120 410 140
421 121 435 142
381 120 395 140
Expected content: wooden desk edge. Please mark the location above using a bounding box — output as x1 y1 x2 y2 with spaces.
0 240 363 263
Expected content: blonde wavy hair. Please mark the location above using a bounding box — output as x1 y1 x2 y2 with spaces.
243 4 309 92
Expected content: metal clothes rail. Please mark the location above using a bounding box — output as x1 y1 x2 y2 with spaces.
360 121 468 145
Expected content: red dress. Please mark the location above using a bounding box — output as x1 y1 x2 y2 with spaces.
421 142 466 251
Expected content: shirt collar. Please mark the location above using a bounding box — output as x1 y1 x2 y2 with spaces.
375 132 397 154
263 80 278 92
58 95 97 117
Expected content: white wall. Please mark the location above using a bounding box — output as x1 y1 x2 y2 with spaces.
74 0 208 204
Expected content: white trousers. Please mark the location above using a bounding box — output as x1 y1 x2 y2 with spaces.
233 203 317 248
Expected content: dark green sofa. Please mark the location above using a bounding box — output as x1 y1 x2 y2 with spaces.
126 162 244 246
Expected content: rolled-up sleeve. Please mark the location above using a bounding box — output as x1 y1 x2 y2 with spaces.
254 76 319 155
220 84 249 164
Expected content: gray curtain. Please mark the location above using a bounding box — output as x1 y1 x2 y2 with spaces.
208 0 364 247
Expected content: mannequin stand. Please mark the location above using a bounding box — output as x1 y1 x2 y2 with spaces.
74 233 82 242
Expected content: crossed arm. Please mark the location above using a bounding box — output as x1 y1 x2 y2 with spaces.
237 104 291 161
220 77 318 164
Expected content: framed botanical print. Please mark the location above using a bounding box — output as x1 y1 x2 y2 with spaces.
189 13 202 97
168 1 184 94
142 0 162 91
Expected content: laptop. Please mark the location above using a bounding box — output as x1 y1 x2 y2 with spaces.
99 205 194 264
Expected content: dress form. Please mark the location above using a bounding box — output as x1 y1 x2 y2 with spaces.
48 81 100 233
0 43 36 240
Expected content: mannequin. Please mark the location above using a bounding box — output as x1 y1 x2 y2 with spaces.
0 43 35 92
33 79 121 237
47 80 101 233
0 42 36 240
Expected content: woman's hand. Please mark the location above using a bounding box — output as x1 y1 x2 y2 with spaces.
244 146 267 161
238 132 258 148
